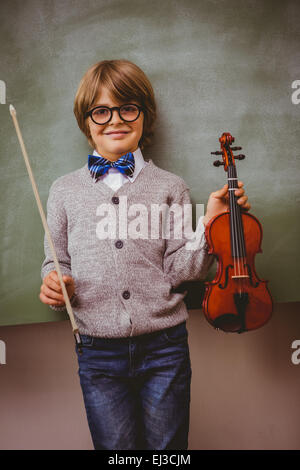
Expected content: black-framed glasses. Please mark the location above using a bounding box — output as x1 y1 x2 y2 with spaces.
85 103 143 125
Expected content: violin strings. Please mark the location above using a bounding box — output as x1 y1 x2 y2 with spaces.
229 165 245 296
234 162 247 289
233 165 247 293
228 167 239 271
236 188 245 294
236 174 246 294
229 169 240 295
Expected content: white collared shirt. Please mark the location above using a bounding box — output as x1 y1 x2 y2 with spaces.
92 146 146 192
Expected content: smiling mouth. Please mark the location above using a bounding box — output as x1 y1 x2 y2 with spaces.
105 131 129 135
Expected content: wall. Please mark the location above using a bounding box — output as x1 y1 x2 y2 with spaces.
0 0 300 328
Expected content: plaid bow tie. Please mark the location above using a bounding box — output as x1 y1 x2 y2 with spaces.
88 152 135 180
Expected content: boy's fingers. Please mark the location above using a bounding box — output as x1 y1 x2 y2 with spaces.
47 272 73 290
237 196 248 205
41 284 64 301
62 275 74 285
212 184 228 199
241 202 251 211
49 270 61 287
212 182 245 199
45 276 63 292
39 292 65 306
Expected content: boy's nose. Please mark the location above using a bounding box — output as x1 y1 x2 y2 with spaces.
110 109 123 123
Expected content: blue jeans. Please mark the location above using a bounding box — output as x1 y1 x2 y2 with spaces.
75 321 192 450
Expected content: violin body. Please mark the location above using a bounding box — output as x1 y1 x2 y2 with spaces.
202 132 273 333
203 211 273 333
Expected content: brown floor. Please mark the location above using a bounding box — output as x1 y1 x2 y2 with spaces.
0 302 299 450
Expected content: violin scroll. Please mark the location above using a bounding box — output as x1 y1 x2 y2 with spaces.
211 132 246 171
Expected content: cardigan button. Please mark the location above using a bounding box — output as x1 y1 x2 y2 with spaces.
122 290 130 299
112 196 119 204
115 240 123 249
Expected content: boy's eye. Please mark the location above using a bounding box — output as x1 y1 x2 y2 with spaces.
122 105 136 112
93 108 109 116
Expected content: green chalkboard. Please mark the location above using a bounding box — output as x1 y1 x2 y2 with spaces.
0 0 299 326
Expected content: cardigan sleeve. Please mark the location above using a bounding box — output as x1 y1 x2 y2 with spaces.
40 180 77 312
163 185 214 290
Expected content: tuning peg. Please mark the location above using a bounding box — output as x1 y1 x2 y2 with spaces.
235 154 246 160
213 160 225 167
211 151 223 155
231 146 242 151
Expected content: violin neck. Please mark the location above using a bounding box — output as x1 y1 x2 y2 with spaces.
227 165 246 259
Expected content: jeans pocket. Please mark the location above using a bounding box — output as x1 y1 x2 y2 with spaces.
163 321 188 344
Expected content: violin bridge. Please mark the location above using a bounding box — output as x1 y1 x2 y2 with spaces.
231 275 249 279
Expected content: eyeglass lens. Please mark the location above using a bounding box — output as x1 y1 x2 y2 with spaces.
92 104 139 124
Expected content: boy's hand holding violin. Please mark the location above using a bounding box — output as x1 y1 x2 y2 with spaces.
202 180 250 226
39 182 250 308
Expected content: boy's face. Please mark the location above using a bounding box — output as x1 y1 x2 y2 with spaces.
87 87 144 161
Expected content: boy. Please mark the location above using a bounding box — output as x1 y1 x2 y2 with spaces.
40 59 250 450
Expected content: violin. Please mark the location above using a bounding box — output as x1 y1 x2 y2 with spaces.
202 132 273 333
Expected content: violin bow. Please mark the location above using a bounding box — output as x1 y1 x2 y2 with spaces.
9 104 82 354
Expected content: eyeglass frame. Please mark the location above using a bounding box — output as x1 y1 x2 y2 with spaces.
84 103 144 125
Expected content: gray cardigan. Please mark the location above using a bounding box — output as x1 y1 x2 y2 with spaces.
41 159 213 338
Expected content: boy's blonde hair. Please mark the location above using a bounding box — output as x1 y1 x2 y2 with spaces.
74 59 157 150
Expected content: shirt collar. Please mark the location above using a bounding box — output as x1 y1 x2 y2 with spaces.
92 147 146 183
